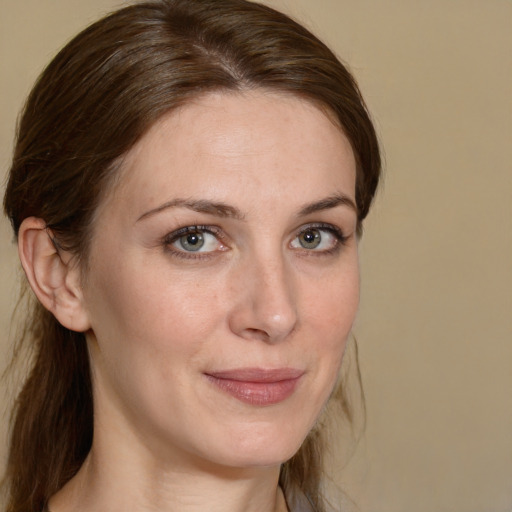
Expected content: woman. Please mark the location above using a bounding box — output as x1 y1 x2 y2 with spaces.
2 0 380 511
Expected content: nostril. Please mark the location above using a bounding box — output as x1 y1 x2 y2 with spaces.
244 327 270 341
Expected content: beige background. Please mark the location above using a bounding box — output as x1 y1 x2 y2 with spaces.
1 1 511 511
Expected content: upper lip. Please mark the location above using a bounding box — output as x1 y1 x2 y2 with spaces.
205 367 304 382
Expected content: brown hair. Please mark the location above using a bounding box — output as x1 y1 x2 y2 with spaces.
2 1 380 511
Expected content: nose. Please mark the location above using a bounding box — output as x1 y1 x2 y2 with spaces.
228 254 298 343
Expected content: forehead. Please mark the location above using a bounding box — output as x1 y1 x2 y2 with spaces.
101 90 356 217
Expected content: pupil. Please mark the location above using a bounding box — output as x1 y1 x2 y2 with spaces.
187 234 200 245
304 232 315 243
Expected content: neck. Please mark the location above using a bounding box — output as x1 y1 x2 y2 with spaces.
49 434 288 512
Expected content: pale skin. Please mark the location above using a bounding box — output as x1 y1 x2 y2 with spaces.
18 90 359 512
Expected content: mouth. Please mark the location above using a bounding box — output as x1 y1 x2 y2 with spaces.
204 368 304 406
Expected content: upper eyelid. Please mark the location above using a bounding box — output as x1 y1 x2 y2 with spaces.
163 225 226 258
290 223 350 253
163 225 225 254
163 222 347 241
164 225 223 241
294 222 347 238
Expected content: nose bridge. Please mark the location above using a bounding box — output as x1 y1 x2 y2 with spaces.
229 244 298 343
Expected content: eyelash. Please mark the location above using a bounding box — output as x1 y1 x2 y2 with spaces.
294 223 349 255
163 225 225 260
162 223 348 260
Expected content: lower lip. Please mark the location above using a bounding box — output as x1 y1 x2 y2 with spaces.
205 375 302 406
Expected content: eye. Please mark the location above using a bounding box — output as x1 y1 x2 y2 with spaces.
177 232 206 252
165 226 226 256
290 224 346 253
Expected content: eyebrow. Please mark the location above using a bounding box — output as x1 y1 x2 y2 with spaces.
298 193 358 216
136 193 357 223
137 198 245 222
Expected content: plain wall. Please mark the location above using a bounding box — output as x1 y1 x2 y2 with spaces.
1 1 511 511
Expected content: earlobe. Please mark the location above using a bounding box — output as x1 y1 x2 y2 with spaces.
18 217 91 333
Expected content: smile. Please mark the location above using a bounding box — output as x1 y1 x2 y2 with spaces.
204 368 304 406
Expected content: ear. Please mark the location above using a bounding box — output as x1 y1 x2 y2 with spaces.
18 217 91 333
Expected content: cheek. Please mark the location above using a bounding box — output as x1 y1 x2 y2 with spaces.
84 259 211 426
306 262 359 334
84 256 231 391
302 261 359 376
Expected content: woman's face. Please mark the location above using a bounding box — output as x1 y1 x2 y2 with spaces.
82 90 359 471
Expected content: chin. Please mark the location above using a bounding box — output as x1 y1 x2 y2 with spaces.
206 421 311 470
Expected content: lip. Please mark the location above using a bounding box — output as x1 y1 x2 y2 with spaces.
205 368 304 406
